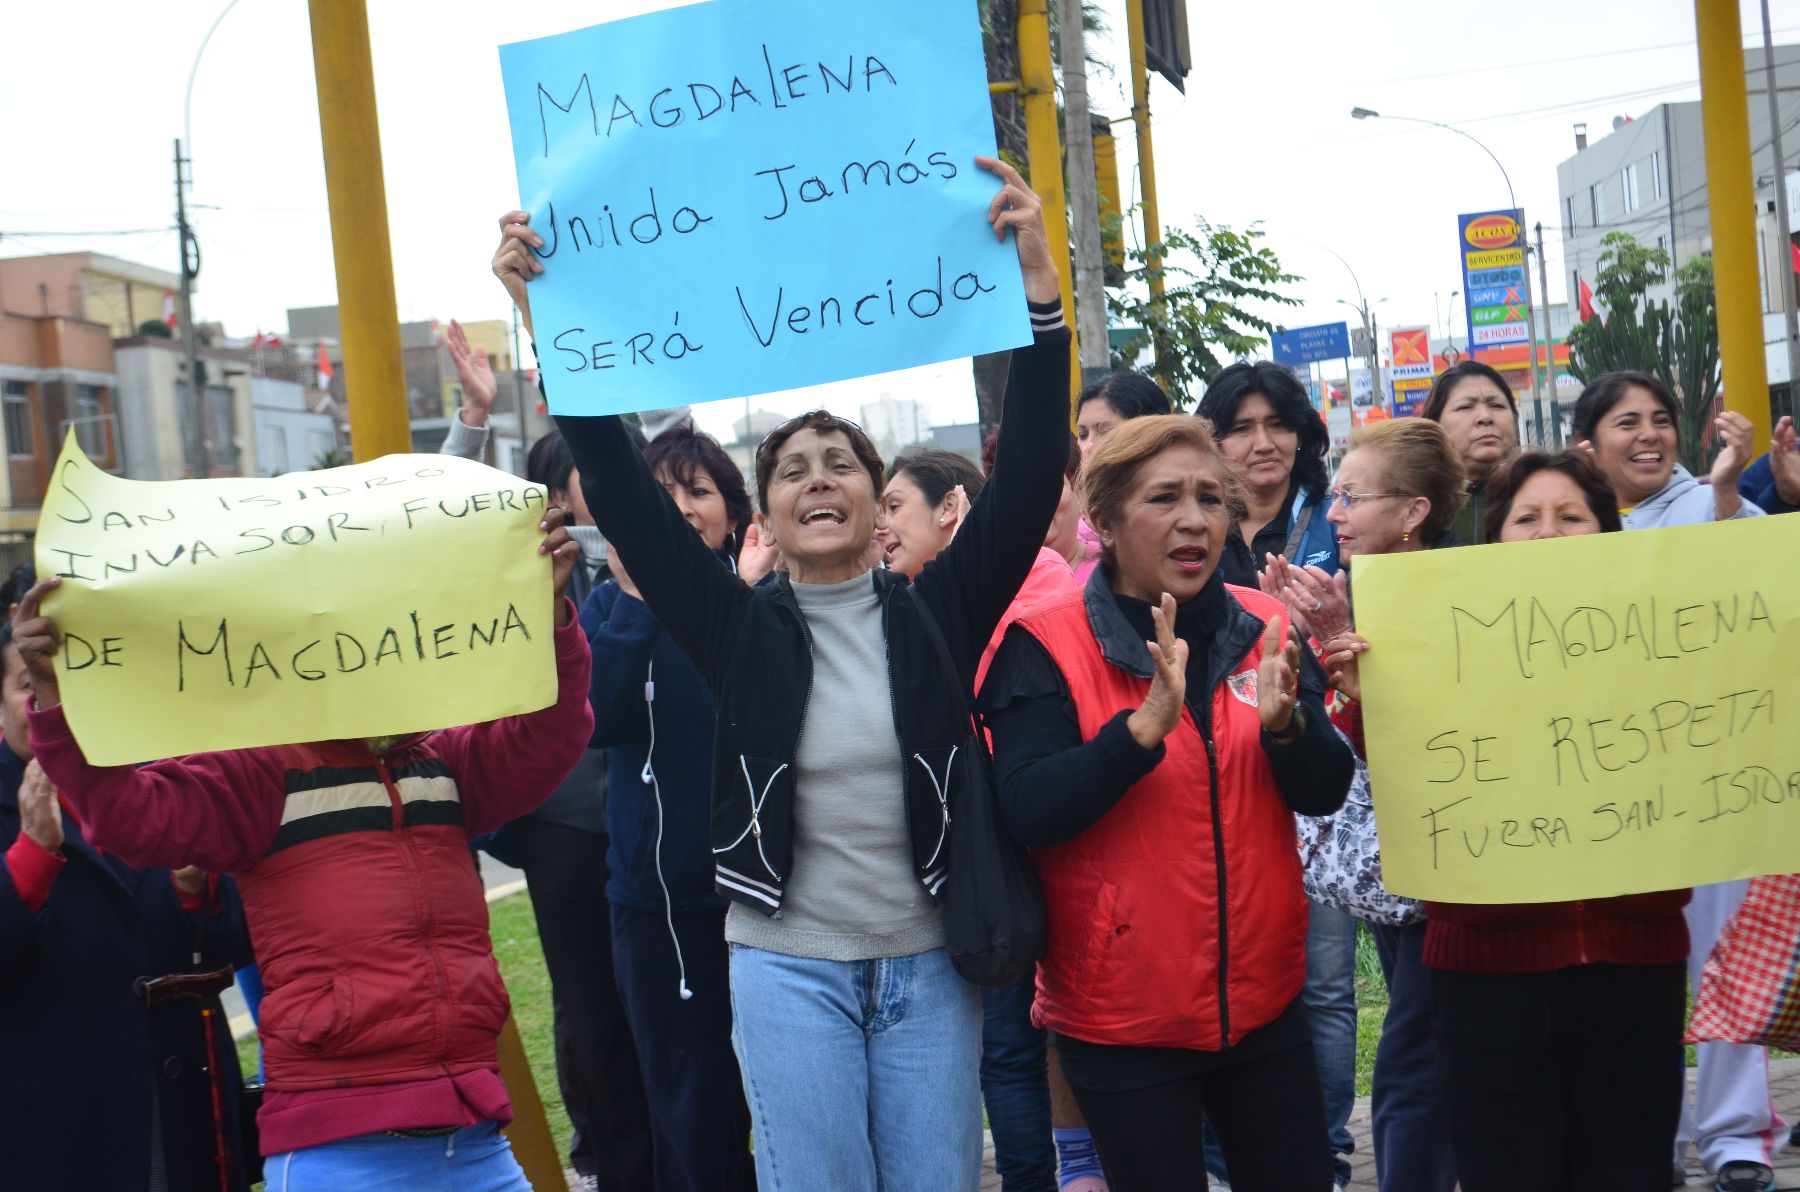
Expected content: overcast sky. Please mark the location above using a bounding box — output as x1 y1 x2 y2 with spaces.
2 0 1784 442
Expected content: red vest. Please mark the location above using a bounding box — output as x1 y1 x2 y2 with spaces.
1016 585 1307 1050
246 739 509 1092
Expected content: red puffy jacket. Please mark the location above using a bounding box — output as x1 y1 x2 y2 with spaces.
1014 584 1307 1051
31 606 593 1149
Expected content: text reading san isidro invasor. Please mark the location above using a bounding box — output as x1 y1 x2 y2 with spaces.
43 462 550 694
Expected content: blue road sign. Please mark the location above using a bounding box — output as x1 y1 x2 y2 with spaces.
1272 321 1351 368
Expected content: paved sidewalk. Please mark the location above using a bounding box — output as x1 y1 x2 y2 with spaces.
974 1058 1800 1191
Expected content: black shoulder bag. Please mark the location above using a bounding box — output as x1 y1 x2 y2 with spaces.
911 595 1047 987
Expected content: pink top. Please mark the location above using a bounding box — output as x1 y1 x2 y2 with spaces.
977 546 1082 695
1074 516 1103 585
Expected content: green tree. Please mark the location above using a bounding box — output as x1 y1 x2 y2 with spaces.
312 446 350 470
1566 232 1673 384
1566 232 1721 473
1668 254 1721 474
1105 217 1302 408
137 319 173 338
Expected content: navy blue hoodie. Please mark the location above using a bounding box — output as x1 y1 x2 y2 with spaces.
582 576 727 914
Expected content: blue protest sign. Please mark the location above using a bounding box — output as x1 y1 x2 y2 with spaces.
499 0 1030 415
1271 322 1350 368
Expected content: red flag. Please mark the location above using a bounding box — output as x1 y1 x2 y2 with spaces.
252 330 265 349
1577 276 1596 323
1789 242 1800 274
161 288 177 329
316 344 335 390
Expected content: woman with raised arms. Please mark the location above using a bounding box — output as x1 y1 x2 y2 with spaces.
490 157 1071 1192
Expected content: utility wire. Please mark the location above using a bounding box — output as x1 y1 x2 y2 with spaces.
1352 26 1800 87
0 226 174 238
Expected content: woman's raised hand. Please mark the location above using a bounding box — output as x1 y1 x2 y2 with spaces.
1126 593 1188 751
1272 562 1349 644
492 211 544 338
975 156 1060 306
1710 410 1755 520
1256 619 1301 734
737 521 781 588
1319 631 1369 704
17 760 62 854
445 319 496 428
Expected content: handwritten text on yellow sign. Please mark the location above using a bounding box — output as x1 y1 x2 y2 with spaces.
36 436 558 765
1354 515 1797 903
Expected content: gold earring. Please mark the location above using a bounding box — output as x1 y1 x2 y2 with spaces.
1402 529 1411 542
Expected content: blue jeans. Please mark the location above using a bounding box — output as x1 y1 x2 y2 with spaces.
729 943 984 1192
981 974 1056 1192
267 1121 528 1191
1304 904 1360 1187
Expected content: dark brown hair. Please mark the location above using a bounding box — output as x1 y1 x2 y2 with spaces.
1077 371 1172 420
753 411 885 513
1481 449 1624 541
1347 419 1467 544
643 423 754 542
1570 370 1681 444
1422 360 1517 423
890 449 986 507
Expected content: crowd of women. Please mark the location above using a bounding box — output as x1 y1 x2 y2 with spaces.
4 163 1797 1192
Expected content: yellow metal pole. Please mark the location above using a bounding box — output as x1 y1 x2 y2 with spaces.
495 1015 566 1190
1017 0 1082 397
307 0 411 461
1095 122 1125 271
1695 0 1773 443
1124 0 1165 299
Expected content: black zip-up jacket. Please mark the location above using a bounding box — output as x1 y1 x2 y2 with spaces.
554 309 1070 915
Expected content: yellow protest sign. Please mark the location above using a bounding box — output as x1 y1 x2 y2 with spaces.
1354 515 1799 903
34 435 558 765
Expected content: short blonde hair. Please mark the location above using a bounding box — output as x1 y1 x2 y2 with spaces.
1080 415 1242 562
1347 419 1467 544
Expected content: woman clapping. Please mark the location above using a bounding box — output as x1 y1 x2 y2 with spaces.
980 415 1353 1192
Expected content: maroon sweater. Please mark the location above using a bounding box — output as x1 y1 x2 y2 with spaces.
1422 892 1691 975
30 600 593 1155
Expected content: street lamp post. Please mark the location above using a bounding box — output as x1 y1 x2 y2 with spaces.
1351 107 1546 444
1338 296 1386 415
174 0 245 479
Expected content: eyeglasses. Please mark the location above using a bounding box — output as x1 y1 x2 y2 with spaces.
1327 488 1402 509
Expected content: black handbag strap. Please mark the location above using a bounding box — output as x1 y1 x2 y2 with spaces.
908 589 989 747
1282 499 1316 563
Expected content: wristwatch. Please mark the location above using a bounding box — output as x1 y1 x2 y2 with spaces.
1267 704 1307 746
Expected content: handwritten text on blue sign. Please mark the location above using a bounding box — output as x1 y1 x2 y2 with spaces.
499 0 1030 415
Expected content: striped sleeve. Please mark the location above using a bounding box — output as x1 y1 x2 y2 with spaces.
1028 297 1065 334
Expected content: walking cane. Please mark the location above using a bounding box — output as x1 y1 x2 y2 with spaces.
135 965 238 1192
